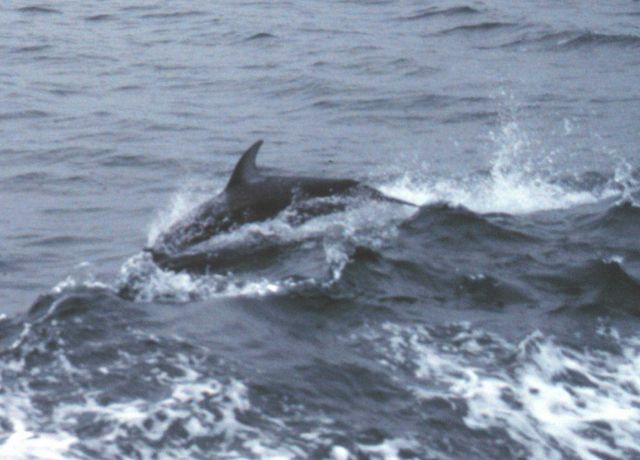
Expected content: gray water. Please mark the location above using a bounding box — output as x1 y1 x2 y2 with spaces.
1 1 640 459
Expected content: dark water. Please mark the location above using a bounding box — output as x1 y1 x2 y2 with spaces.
1 1 640 459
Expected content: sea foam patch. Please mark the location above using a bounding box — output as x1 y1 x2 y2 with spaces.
0 318 304 460
354 322 640 460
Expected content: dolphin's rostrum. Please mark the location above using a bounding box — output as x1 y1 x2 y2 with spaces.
146 140 414 271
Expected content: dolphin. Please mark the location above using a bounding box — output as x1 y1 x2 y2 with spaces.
146 140 414 270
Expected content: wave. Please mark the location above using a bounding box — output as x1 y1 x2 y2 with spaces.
139 10 207 20
401 6 480 21
245 32 277 41
502 30 640 50
0 110 50 121
10 45 53 54
23 235 104 248
344 237 533 310
16 6 60 14
546 258 640 317
405 204 536 243
312 93 462 112
84 14 115 22
578 200 640 235
1 171 96 194
438 22 517 35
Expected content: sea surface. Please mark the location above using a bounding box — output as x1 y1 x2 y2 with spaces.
1 1 640 459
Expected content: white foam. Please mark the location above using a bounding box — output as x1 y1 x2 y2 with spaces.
51 274 112 297
117 252 290 302
242 438 304 460
330 445 351 460
358 322 640 460
0 429 76 460
604 255 625 265
0 393 76 460
0 349 298 460
55 380 248 458
357 437 418 460
0 316 288 459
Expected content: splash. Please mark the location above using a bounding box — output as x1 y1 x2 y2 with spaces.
120 193 413 302
613 159 640 205
117 252 285 302
380 121 624 214
146 184 215 247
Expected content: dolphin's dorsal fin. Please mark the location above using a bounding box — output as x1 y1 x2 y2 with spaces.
225 140 263 190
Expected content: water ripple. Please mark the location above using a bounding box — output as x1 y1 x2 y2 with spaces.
16 5 61 14
402 6 480 21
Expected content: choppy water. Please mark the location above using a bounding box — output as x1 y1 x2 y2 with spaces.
1 1 640 459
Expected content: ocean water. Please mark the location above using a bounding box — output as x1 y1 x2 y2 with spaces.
1 1 640 459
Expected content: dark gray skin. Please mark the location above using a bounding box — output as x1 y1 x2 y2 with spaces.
147 140 414 269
